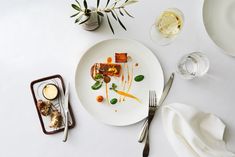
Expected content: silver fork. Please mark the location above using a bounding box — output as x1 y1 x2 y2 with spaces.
143 90 157 157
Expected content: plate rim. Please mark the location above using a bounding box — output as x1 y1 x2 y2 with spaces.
74 38 164 126
202 0 235 57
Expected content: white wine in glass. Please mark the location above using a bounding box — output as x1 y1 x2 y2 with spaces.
150 8 184 45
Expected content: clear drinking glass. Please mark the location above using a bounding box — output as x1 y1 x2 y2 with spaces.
150 8 184 45
177 52 210 79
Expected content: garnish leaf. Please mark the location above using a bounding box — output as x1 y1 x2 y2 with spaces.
106 14 114 34
71 4 82 11
110 98 118 104
91 81 103 90
111 83 117 90
95 74 104 80
134 75 144 82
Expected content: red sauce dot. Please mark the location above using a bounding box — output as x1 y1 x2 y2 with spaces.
107 57 112 63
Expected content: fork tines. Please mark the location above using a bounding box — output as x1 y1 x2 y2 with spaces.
149 90 157 107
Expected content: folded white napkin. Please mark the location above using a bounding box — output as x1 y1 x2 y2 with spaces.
162 103 235 157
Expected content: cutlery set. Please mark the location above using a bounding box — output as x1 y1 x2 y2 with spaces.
62 73 174 145
141 73 174 156
142 90 157 157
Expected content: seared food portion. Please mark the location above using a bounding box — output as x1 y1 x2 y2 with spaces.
115 53 127 63
50 111 62 128
91 63 122 79
37 100 52 116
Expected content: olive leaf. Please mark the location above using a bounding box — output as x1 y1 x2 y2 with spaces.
97 0 100 8
75 14 84 23
86 9 91 15
70 12 80 18
119 9 124 16
122 8 134 18
114 11 126 30
83 0 88 9
75 0 81 7
117 16 126 30
110 10 117 20
104 9 112 13
97 11 104 16
72 4 81 11
113 2 117 7
79 15 90 24
121 0 138 7
106 14 114 34
106 0 111 7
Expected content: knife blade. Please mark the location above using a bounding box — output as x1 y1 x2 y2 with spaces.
138 73 174 143
62 83 69 142
158 73 174 106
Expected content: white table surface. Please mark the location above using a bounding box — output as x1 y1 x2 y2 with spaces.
0 0 235 156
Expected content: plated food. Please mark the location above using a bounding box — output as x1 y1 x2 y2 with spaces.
90 53 144 105
75 39 164 126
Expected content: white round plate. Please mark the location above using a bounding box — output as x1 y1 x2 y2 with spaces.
75 39 164 126
203 0 235 56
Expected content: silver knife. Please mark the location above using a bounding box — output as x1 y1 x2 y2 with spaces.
63 83 69 142
158 73 174 106
138 73 174 143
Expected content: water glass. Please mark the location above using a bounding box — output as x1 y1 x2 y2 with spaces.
177 52 210 79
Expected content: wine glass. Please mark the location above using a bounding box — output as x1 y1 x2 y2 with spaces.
150 8 184 45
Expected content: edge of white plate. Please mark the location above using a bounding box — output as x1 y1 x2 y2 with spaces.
202 0 235 57
74 38 164 126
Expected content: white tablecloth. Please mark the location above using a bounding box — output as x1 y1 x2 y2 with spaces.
0 0 234 156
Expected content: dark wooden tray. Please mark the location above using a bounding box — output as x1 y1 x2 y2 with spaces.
30 74 75 135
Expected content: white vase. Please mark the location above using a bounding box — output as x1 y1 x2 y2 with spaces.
81 8 102 31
